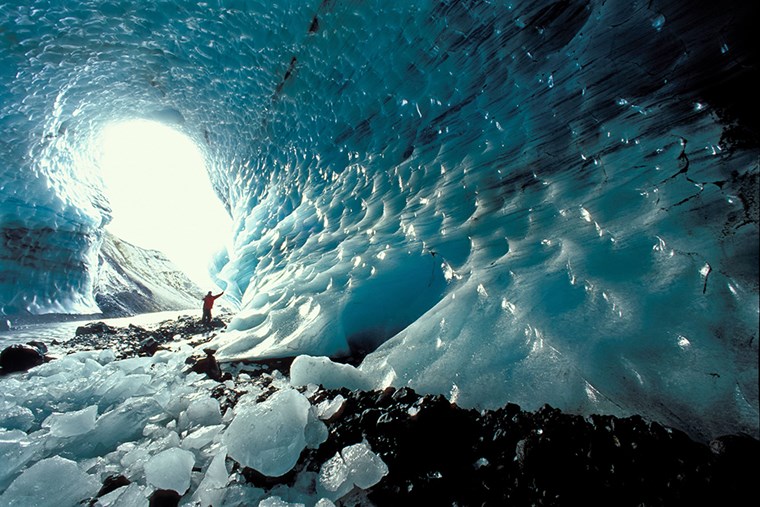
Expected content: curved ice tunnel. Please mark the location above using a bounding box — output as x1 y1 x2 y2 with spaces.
0 0 757 440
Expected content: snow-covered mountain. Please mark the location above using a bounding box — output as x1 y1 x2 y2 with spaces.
95 232 203 317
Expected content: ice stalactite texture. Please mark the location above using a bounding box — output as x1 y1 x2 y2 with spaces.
0 0 757 441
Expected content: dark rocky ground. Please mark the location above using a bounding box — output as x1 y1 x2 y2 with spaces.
302 388 758 506
2 315 758 506
62 314 230 359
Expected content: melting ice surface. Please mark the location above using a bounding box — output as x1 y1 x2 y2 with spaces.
0 0 758 500
0 340 389 505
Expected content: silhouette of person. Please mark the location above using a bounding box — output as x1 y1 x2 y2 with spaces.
202 290 224 326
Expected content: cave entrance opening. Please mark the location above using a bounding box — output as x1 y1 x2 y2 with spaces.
97 119 230 290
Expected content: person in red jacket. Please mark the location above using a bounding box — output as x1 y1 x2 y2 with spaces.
202 291 224 326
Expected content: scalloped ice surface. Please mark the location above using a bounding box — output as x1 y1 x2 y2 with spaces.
0 1 757 440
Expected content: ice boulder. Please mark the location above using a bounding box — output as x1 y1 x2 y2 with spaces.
96 483 147 506
290 356 373 391
317 441 388 500
144 447 195 495
178 395 222 430
0 430 37 490
42 405 98 437
258 497 305 507
223 389 311 477
0 455 100 507
82 396 165 459
0 401 34 431
181 424 224 450
192 449 229 507
315 394 346 421
304 408 329 449
317 452 352 500
342 442 389 489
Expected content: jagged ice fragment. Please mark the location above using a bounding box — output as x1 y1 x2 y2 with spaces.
222 389 311 477
144 447 195 495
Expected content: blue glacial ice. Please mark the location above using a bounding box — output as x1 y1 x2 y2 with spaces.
317 441 389 500
0 0 757 465
0 455 100 507
222 388 325 478
144 447 195 495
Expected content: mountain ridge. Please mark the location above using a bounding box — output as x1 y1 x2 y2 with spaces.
94 231 204 317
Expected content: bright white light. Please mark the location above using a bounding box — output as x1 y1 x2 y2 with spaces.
98 119 230 290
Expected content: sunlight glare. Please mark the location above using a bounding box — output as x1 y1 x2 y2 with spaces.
98 119 230 290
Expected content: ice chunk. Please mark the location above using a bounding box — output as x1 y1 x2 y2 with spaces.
97 482 147 506
258 496 305 507
178 396 222 430
144 447 195 494
316 394 345 420
98 349 116 364
302 383 320 398
223 389 310 477
0 455 99 506
0 401 34 431
317 452 353 500
192 449 229 507
181 424 224 450
0 430 37 490
42 405 98 437
96 485 128 506
315 499 336 507
304 408 328 449
202 451 229 489
290 356 372 391
341 441 388 489
121 445 151 481
116 356 154 374
62 396 165 461
317 441 388 500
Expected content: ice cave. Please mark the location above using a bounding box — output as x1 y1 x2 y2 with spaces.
0 0 758 503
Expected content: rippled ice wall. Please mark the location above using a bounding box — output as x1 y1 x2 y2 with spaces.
1 0 757 439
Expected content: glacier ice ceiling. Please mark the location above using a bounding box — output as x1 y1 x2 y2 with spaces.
0 0 757 440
